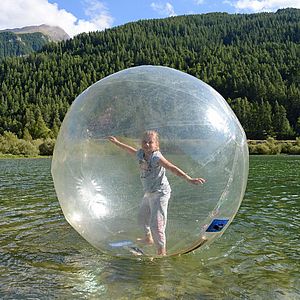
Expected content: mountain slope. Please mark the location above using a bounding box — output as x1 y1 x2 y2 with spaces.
0 24 70 58
2 24 70 42
0 9 299 140
0 31 51 58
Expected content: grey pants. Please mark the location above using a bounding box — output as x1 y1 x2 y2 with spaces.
138 191 171 249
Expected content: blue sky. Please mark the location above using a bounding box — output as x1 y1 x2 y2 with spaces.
1 0 299 37
47 0 237 26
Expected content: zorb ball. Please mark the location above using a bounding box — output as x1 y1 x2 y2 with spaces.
51 65 249 258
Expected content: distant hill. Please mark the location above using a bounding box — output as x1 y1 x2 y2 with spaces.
1 24 70 42
0 24 70 58
0 31 50 58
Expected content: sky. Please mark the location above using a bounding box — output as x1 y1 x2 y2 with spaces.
0 0 299 37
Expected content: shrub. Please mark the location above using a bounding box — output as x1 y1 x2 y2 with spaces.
255 143 271 154
280 142 293 154
248 144 258 154
16 139 39 156
39 138 56 155
265 137 281 154
0 131 39 156
289 145 300 154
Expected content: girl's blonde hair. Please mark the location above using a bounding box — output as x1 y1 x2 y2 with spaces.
142 130 160 148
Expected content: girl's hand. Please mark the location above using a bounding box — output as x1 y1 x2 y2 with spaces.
107 136 137 154
188 177 206 184
108 136 118 143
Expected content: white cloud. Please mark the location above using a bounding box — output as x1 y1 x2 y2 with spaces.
0 0 114 37
232 0 300 12
151 2 177 17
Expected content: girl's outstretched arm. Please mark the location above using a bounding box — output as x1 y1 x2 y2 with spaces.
108 136 137 155
159 155 205 185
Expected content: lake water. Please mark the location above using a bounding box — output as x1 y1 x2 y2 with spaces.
0 156 299 299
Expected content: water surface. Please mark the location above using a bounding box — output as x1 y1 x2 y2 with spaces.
0 156 299 299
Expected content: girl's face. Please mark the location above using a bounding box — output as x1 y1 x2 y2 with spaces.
142 134 159 154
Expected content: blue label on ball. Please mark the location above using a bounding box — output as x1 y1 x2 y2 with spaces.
206 219 229 232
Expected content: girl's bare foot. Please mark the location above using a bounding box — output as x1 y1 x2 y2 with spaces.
157 247 166 256
137 234 154 245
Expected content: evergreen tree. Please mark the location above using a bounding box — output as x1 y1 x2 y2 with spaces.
273 101 294 139
50 110 61 138
295 116 300 136
23 127 33 141
32 109 50 139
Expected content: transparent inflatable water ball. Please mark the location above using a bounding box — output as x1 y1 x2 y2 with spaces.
51 65 249 258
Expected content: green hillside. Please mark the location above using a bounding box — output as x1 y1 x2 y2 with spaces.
0 31 51 58
0 8 299 143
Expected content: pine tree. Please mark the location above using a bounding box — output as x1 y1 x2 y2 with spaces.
296 117 300 136
273 101 294 139
50 110 61 138
23 127 33 141
32 108 50 139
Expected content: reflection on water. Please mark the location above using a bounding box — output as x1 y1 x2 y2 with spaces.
0 156 299 299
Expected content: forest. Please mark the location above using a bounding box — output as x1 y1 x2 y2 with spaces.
0 8 299 155
0 31 50 58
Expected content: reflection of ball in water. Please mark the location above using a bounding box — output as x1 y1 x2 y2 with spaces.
51 65 249 258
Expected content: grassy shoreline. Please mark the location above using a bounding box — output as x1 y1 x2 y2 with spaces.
1 138 300 159
248 138 300 155
0 154 51 159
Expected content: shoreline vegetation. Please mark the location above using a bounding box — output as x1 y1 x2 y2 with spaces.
248 137 300 155
0 132 300 158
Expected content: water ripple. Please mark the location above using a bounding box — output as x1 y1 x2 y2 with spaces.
0 156 299 299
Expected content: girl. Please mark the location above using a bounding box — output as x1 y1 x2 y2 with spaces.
108 131 205 255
